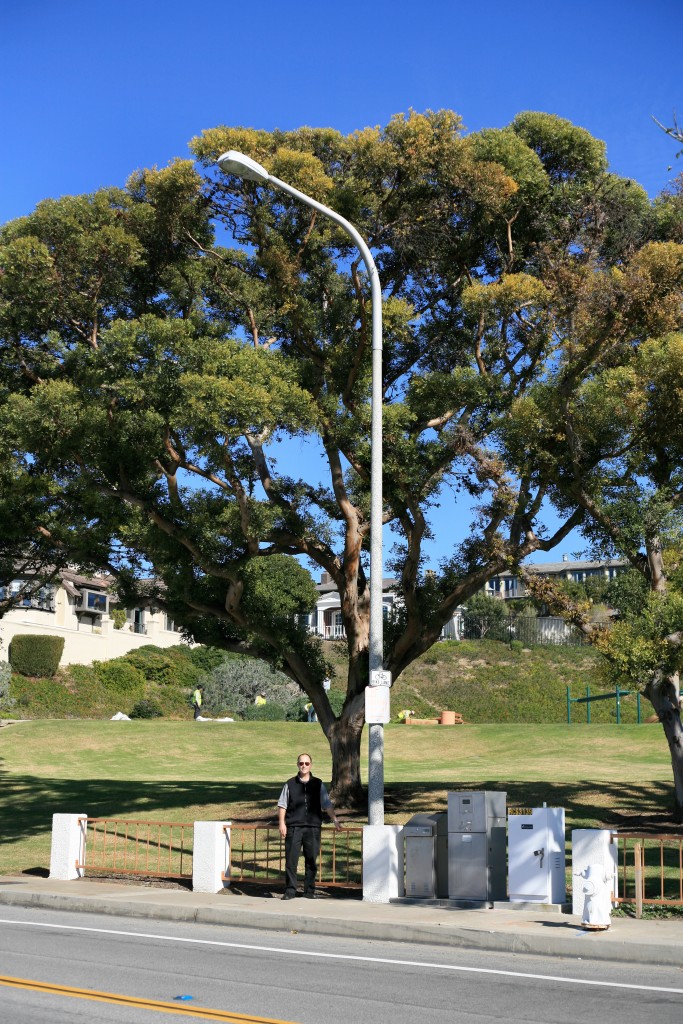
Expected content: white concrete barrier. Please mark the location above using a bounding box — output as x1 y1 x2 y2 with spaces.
362 825 403 903
571 828 618 916
49 813 87 880
192 821 232 893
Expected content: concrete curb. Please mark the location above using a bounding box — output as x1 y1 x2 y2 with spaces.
0 887 679 966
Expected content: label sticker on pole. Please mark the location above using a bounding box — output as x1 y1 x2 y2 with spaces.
370 669 392 688
365 685 391 724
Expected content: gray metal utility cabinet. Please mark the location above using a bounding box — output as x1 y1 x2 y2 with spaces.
447 790 507 902
403 813 447 898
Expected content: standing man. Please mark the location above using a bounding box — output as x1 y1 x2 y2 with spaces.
278 753 340 900
192 686 203 720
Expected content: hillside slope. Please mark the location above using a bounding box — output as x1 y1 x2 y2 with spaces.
385 639 639 724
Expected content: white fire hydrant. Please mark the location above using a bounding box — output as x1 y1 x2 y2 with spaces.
574 862 613 930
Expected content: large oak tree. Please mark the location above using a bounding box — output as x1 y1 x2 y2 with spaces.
2 111 682 807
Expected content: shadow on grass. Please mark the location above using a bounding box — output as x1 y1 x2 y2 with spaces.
3 769 682 853
0 770 281 847
385 779 683 833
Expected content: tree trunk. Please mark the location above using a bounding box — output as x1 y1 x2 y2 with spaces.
327 699 366 810
645 671 683 824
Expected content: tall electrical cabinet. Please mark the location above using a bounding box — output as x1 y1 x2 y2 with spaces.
447 790 507 901
508 806 566 904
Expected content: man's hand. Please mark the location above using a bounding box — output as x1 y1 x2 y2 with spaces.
279 821 287 838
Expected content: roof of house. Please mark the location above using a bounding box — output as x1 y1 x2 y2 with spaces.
315 576 397 594
518 558 628 576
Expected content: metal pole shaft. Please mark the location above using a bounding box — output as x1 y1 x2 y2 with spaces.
266 176 384 824
368 277 384 826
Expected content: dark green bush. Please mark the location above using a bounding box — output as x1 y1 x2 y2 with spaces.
284 690 345 721
244 701 287 721
327 690 346 716
121 647 201 688
285 697 309 721
129 698 163 719
122 650 176 684
94 660 146 694
188 646 233 672
9 634 65 677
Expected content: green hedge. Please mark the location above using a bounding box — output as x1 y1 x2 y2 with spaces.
129 698 163 719
244 702 287 721
121 647 201 688
94 660 146 695
9 634 65 677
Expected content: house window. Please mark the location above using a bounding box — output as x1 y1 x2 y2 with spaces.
78 589 109 615
2 581 55 611
128 608 146 635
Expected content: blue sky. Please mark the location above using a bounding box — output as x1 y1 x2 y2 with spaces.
1 0 681 569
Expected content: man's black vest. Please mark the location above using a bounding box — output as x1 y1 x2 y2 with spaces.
285 775 323 827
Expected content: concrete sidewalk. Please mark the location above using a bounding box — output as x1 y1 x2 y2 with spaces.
0 875 680 966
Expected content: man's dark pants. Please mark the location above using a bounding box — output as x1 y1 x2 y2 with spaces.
284 825 321 895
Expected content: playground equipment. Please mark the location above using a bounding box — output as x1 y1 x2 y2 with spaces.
566 685 641 724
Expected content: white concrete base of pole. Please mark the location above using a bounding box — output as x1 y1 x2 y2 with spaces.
571 828 618 916
193 821 231 893
362 825 403 903
49 813 87 880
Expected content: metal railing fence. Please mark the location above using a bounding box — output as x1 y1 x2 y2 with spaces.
613 833 683 915
460 614 586 646
77 819 363 889
228 824 363 889
78 818 194 880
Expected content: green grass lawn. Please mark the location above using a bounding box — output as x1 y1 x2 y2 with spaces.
0 718 675 875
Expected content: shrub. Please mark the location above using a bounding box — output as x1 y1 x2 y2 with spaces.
188 645 234 673
284 689 345 721
326 690 346 716
123 650 176 684
9 634 65 677
285 697 309 722
0 661 16 713
121 647 201 688
510 640 524 653
94 660 146 694
244 701 287 721
111 608 127 630
129 698 163 719
201 657 299 719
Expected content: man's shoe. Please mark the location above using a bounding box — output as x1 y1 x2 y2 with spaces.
282 892 296 900
304 892 319 899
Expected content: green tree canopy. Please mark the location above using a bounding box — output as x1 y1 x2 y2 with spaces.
2 110 682 806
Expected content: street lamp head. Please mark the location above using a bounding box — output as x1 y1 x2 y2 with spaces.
216 150 270 183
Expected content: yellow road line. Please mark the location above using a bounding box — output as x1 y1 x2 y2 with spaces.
0 975 298 1023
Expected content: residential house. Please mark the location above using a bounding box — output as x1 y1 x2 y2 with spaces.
305 556 629 643
0 569 185 666
484 555 628 601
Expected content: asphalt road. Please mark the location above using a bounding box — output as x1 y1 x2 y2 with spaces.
1 906 682 1024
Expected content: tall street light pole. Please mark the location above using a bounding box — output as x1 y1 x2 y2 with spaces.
216 151 387 825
